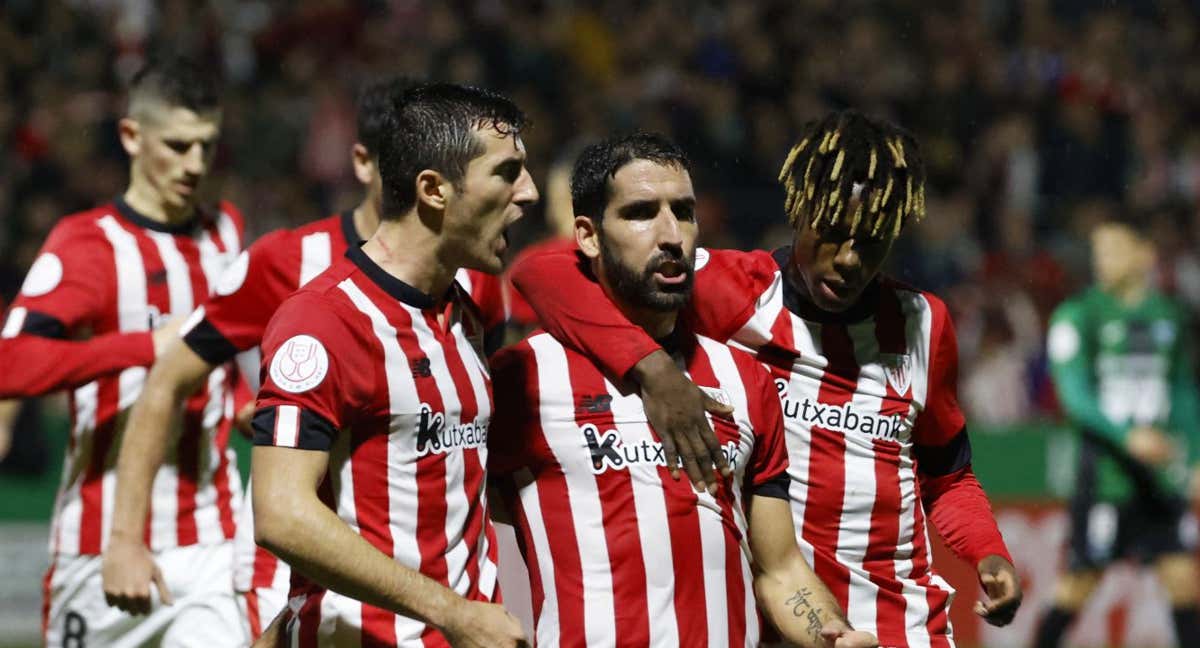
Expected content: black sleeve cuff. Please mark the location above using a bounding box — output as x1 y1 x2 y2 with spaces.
252 406 338 451
915 427 972 476
183 318 241 366
21 311 67 338
751 472 791 500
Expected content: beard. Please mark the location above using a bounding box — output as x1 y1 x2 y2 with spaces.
599 233 694 312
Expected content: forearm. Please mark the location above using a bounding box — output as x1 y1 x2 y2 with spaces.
254 481 461 629
755 556 848 648
109 345 211 540
922 466 1012 567
0 331 153 397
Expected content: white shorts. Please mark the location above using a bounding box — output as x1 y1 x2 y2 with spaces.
44 541 244 648
235 484 290 640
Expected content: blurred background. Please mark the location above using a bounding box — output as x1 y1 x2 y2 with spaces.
2 0 1199 646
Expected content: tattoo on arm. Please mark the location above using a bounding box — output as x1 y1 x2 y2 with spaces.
785 587 826 641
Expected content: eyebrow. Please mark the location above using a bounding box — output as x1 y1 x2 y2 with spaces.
616 196 695 215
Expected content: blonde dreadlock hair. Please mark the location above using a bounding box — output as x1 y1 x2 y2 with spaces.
779 110 926 240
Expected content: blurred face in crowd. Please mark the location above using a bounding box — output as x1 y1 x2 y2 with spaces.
441 125 538 274
120 104 221 219
1091 222 1154 293
579 159 698 315
790 196 897 312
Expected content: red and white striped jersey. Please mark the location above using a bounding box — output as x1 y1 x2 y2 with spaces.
253 246 498 647
510 245 1012 648
488 331 789 648
2 197 245 556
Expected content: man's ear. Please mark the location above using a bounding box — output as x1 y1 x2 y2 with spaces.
415 169 449 212
351 143 374 186
575 216 601 260
118 118 141 157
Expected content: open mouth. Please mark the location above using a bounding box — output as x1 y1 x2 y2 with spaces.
653 259 688 285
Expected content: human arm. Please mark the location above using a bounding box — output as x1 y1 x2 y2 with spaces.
1046 304 1130 445
102 338 214 613
252 444 524 646
0 400 20 461
509 247 735 490
748 495 876 648
0 321 156 397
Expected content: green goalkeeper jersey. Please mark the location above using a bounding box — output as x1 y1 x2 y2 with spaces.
1047 287 1200 502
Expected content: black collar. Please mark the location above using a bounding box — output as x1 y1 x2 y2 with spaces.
771 246 880 324
345 244 442 309
340 209 364 246
114 195 200 235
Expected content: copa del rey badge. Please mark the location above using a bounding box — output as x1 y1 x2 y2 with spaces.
879 353 913 395
270 334 329 393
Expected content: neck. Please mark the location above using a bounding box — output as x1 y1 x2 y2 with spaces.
352 196 381 241
123 181 192 225
360 215 456 301
1110 277 1149 306
627 306 678 340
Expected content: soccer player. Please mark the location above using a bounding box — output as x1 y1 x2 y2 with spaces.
250 82 537 647
490 132 877 648
98 78 506 640
1032 215 1200 648
510 111 1023 646
0 57 247 646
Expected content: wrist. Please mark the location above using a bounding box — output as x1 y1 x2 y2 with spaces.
423 589 466 634
628 348 672 384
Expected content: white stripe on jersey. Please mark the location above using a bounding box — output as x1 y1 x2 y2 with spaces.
2 306 26 338
454 268 473 296
515 467 561 645
300 232 332 286
527 334 619 646
734 269 785 349
605 378 679 645
97 216 149 332
408 306 473 597
149 232 195 314
216 210 241 255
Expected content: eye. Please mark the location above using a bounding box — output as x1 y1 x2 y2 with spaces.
165 140 191 154
495 160 522 183
619 202 659 220
672 201 696 222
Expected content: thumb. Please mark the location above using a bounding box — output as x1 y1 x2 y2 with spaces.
821 625 844 640
701 394 734 417
152 566 174 606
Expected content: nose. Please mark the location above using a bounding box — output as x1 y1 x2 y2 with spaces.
833 238 861 273
183 142 207 176
513 167 539 211
656 206 684 250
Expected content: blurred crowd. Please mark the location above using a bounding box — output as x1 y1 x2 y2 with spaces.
3 0 1200 428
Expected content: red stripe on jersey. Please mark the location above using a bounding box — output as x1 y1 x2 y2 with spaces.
686 351 748 647
909 484 953 646
499 478 546 623
41 560 54 643
801 323 859 611
868 290 912 645
175 406 203 546
564 350 651 646
79 381 119 554
349 426 398 645
297 590 326 648
758 308 799 379
665 470 708 646
245 589 263 640
213 415 237 538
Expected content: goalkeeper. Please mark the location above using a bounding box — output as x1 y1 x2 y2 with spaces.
1033 212 1200 647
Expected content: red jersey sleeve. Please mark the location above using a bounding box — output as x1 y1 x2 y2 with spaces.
912 294 967 447
182 229 299 364
0 217 155 396
509 246 770 378
741 356 789 490
486 342 538 476
251 292 372 451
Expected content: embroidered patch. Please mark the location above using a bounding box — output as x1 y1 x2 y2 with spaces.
269 334 329 393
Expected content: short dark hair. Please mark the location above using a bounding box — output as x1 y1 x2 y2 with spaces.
378 82 527 218
127 55 221 118
779 110 925 239
570 132 690 222
356 77 414 158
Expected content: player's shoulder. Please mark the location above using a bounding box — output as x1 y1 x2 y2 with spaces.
292 212 346 238
699 246 779 282
695 333 771 383
1050 288 1096 324
45 204 119 241
879 276 949 324
490 336 541 375
271 259 357 321
215 200 245 231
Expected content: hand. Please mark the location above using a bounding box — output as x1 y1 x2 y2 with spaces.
1126 426 1175 467
819 618 878 648
101 534 174 614
974 554 1021 626
633 350 734 494
442 600 527 648
235 401 256 439
151 317 186 357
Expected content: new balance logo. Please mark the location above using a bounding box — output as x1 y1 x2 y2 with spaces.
411 357 432 378
415 404 487 455
581 423 742 474
577 394 612 414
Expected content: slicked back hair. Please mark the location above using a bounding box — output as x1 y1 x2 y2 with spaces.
779 110 925 240
127 56 221 121
356 77 414 158
378 82 527 219
571 132 691 223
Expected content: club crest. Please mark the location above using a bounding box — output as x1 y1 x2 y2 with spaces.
879 353 913 395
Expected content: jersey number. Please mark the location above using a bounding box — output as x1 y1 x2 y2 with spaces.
63 611 87 648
